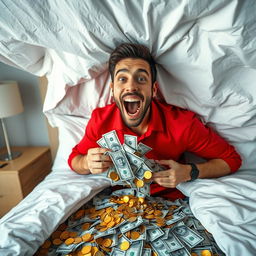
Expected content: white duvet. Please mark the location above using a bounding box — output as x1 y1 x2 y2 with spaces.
0 0 256 255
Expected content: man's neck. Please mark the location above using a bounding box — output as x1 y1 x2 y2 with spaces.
130 109 151 136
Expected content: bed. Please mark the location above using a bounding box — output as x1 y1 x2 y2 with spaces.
0 0 256 255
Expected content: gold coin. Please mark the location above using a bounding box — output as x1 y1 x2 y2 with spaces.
82 233 93 242
102 238 112 248
128 216 137 222
154 210 163 216
135 179 144 188
64 237 74 245
120 241 130 251
60 230 70 240
51 230 62 239
107 220 115 228
201 250 212 256
69 231 78 238
143 170 152 179
58 223 67 231
41 240 51 249
74 237 83 244
82 223 91 230
52 238 62 245
104 215 112 224
74 209 85 219
81 245 92 254
123 195 130 203
152 252 158 256
109 171 119 181
130 231 140 240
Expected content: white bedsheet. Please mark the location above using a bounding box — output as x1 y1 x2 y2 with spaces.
0 0 256 255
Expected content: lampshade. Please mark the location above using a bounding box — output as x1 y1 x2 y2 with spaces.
0 81 24 118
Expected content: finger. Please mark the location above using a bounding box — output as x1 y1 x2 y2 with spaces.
90 167 109 174
153 177 176 188
91 161 112 169
91 154 112 162
88 147 110 154
152 170 171 178
156 159 172 166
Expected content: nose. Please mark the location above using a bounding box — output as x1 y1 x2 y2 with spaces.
124 78 138 92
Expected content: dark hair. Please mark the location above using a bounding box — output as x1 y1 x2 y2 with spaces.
108 43 157 84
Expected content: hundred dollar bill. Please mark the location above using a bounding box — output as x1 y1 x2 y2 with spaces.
171 247 191 256
137 142 152 155
166 212 186 225
110 248 126 256
124 134 137 150
108 150 134 181
123 143 136 153
147 227 165 242
142 248 152 256
126 241 143 256
103 130 123 151
120 216 144 233
126 151 144 167
150 238 170 256
97 137 108 148
165 232 184 252
172 225 204 248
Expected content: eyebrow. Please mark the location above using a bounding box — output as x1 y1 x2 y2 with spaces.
115 68 149 77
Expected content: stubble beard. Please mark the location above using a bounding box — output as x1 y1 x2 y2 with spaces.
114 96 152 128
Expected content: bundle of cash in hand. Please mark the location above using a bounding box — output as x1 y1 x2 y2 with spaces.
36 131 225 256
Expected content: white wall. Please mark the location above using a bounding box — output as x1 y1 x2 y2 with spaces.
0 62 50 148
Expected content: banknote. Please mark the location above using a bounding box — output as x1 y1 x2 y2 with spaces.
124 134 138 150
137 142 152 155
172 225 204 248
103 130 123 151
108 150 134 181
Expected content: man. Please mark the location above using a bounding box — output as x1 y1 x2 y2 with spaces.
68 43 241 200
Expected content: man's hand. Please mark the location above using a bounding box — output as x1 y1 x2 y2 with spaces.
86 148 112 174
71 147 112 175
152 159 191 188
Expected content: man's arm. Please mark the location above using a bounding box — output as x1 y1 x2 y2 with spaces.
152 158 230 188
71 148 112 175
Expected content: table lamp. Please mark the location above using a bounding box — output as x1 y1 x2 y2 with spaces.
0 81 24 161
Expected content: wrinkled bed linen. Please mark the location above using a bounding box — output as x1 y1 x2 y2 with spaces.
0 0 256 255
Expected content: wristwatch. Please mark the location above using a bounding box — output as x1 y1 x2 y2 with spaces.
188 163 199 182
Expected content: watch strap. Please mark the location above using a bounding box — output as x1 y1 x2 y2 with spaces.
188 163 199 182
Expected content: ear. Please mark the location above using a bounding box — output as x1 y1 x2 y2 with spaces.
152 81 158 98
110 82 114 92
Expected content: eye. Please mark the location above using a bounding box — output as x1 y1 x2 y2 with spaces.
117 76 127 82
137 76 147 83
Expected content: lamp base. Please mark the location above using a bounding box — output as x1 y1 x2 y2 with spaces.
0 151 22 161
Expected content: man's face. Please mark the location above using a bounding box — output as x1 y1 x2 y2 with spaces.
111 58 157 128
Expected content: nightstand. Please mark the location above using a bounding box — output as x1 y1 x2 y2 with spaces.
0 146 52 217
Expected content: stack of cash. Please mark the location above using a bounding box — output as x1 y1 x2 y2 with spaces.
36 131 225 256
97 130 165 197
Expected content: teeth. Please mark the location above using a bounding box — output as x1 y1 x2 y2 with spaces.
124 99 140 103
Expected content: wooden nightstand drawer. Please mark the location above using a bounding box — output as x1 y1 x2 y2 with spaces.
19 150 52 197
0 146 52 217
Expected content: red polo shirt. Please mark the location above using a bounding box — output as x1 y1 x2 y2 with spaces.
68 100 241 200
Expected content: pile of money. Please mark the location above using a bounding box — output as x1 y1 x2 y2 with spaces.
36 131 225 256
97 130 165 197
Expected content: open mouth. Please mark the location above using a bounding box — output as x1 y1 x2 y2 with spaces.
122 94 143 117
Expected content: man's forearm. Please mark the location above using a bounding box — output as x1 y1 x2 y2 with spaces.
196 159 231 179
71 155 90 175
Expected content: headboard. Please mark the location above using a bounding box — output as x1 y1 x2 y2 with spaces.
38 76 58 159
